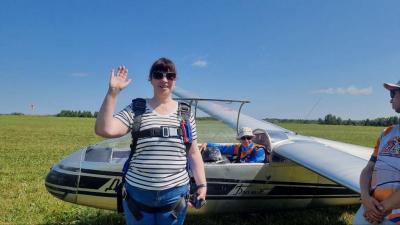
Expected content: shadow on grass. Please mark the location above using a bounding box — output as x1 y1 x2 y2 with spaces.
42 206 358 225
42 210 125 225
185 206 358 225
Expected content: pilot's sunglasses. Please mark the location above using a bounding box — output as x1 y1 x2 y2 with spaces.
241 136 253 141
390 90 400 99
152 71 176 81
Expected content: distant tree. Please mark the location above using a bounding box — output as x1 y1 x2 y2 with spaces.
344 118 356 126
388 116 399 126
10 112 24 116
56 110 94 118
324 114 339 125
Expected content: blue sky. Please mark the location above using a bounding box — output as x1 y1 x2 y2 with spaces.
1 0 399 120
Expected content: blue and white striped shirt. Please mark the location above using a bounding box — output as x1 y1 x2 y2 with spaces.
115 100 197 191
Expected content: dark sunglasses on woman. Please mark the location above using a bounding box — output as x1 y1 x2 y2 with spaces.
152 71 177 81
240 136 253 141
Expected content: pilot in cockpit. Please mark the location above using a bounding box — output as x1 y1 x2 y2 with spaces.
200 127 267 163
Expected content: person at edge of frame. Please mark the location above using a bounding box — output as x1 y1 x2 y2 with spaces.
94 57 207 225
353 80 400 225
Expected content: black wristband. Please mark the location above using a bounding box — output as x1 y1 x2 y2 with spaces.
196 183 207 189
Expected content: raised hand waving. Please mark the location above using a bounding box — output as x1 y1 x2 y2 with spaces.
109 65 132 93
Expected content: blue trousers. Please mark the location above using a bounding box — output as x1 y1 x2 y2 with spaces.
123 184 189 225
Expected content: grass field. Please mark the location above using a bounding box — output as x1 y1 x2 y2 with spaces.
0 115 384 225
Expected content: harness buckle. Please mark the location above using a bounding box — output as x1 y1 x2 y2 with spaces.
162 127 169 138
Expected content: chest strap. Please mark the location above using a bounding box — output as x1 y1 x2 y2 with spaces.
133 127 183 139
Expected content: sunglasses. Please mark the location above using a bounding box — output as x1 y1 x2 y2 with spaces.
240 136 253 141
390 90 400 99
152 71 176 81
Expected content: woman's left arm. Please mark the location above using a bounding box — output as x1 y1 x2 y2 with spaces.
188 139 207 200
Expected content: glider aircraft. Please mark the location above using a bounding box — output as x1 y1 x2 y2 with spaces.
45 86 370 214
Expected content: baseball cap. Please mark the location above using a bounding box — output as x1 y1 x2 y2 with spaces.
384 80 400 91
236 127 254 140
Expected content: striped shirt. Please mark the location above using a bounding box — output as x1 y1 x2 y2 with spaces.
115 100 197 191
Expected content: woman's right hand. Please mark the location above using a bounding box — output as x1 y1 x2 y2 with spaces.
109 66 132 95
361 194 384 224
199 143 207 153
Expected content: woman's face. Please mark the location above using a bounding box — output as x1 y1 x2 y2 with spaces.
240 136 253 148
150 70 176 97
391 90 400 113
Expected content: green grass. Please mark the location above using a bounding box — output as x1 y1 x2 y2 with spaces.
277 122 382 148
0 116 383 225
0 116 104 225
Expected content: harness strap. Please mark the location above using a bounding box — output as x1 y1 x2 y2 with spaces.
133 127 182 139
117 98 146 213
235 146 242 163
178 102 192 152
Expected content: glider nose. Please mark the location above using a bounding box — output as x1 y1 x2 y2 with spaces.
45 165 79 202
44 149 85 204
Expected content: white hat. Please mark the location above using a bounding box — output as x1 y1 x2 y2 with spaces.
236 127 254 140
384 80 400 91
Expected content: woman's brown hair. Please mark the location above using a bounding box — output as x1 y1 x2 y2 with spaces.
149 57 177 80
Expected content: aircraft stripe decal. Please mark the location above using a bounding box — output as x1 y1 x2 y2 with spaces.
56 168 348 189
205 183 357 196
206 195 360 200
48 169 357 194
46 184 117 198
46 172 358 197
77 190 116 197
206 177 344 187
79 176 112 189
56 167 346 188
267 186 357 196
46 184 358 200
81 168 122 176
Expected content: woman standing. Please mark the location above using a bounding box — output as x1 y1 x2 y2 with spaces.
95 58 207 225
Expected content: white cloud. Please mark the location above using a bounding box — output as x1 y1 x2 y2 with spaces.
70 72 89 77
192 60 208 67
312 86 373 95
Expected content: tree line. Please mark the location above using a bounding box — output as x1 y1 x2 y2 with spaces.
56 110 98 118
266 114 400 127
318 114 399 126
5 110 399 127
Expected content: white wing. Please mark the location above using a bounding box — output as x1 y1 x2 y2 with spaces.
173 86 372 193
273 138 372 193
